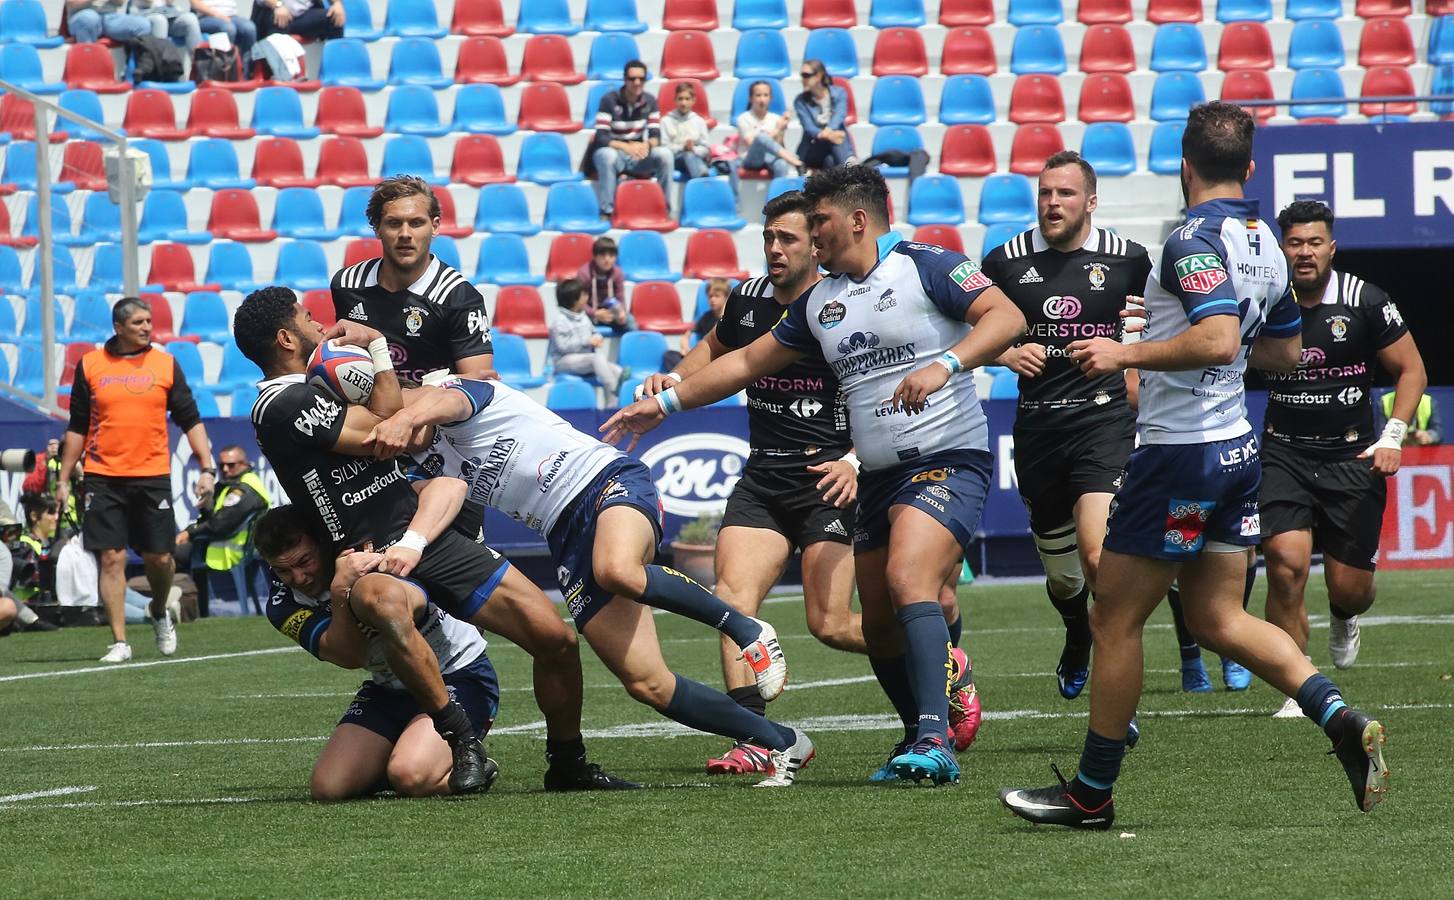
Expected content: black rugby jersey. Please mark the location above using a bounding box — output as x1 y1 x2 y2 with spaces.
252 374 416 552
331 255 494 385
981 226 1152 430
714 276 850 469
1262 271 1408 458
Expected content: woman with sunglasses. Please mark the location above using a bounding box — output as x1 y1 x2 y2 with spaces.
793 60 857 172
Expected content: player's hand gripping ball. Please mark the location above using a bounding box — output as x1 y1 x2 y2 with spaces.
308 340 375 405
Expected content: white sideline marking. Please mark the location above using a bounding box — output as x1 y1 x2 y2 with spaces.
0 646 301 684
0 796 267 813
0 785 98 804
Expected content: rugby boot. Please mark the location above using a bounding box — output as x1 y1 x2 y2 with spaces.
999 764 1114 831
1056 638 1091 700
1220 656 1252 691
445 736 498 795
740 617 788 701
890 736 960 785
1181 657 1214 693
1328 615 1362 670
1328 708 1389 812
947 648 982 751
705 741 773 775
754 729 815 787
544 760 641 791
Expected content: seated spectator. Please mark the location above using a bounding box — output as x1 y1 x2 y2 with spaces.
1377 390 1444 446
737 81 802 179
549 278 626 396
193 0 258 60
663 82 740 199
794 59 856 171
67 0 153 43
662 277 729 371
135 0 203 51
586 60 674 217
1 504 56 635
253 0 344 42
175 445 272 617
575 236 635 334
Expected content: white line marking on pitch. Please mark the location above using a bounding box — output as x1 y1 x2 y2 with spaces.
0 786 98 804
0 646 301 683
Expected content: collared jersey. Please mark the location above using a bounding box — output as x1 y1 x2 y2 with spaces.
67 340 202 478
982 226 1151 430
265 572 486 692
407 378 622 536
1262 271 1408 458
1139 198 1301 445
771 237 996 470
331 255 493 385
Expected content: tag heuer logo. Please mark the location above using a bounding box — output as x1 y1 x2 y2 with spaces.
1174 253 1228 294
950 260 992 292
1019 266 1043 284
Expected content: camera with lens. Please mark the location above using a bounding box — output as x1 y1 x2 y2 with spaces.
0 449 36 473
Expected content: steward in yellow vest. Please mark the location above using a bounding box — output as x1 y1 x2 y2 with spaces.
181 458 271 572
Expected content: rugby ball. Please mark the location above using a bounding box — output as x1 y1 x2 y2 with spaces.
307 340 374 405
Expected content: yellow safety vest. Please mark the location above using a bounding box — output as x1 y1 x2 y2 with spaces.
13 533 45 602
1380 392 1433 432
204 471 272 571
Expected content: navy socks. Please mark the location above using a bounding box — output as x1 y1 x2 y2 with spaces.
1296 673 1349 737
641 565 761 648
896 601 952 746
869 654 919 745
662 674 795 751
1072 728 1126 808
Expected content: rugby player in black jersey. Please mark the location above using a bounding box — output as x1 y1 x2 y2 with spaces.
1262 201 1427 705
234 287 633 790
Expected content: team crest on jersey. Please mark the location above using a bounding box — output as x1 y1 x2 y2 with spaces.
1329 316 1349 342
819 300 847 329
1164 499 1214 553
1086 262 1108 290
1094 390 1110 405
837 331 881 356
1174 253 1228 294
875 289 897 312
950 260 992 292
403 306 427 336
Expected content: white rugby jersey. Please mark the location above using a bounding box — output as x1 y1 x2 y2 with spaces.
770 233 996 470
1138 198 1301 445
408 377 621 535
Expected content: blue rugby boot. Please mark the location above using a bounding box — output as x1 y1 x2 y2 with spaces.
889 736 960 785
1181 657 1214 693
1221 656 1252 691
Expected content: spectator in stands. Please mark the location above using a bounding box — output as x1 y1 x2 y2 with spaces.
737 81 802 179
55 297 217 663
22 439 81 540
575 236 634 334
1 504 58 635
253 0 345 42
1378 389 1443 446
134 0 203 51
662 277 729 372
9 494 59 610
588 60 674 218
663 82 740 199
193 0 258 60
175 445 272 617
794 59 857 171
66 0 153 43
550 277 627 397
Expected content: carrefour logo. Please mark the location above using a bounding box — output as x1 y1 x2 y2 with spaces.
640 433 751 516
1042 296 1082 320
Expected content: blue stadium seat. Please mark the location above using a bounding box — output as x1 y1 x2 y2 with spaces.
431 234 463 272
617 330 669 374
274 241 332 291
0 44 62 95
1287 20 1345 70
384 0 448 38
730 79 787 120
1008 0 1064 25
978 174 1036 224
765 175 806 201
617 376 645 406
869 0 926 27
0 246 22 296
186 137 257 190
380 135 446 185
735 29 792 79
191 389 221 417
384 84 448 136
989 368 1020 399
1147 121 1186 175
13 345 46 395
491 333 547 389
321 39 386 91
803 29 860 78
1 142 63 193
78 193 123 244
1285 0 1341 19
165 341 207 387
132 138 190 191
273 187 342 241
69 292 113 343
618 232 681 281
20 194 80 246
205 242 262 294
57 90 111 141
517 133 583 185
1216 0 1272 21
1431 18 1454 67
1149 71 1206 121
733 0 790 29
1290 68 1348 119
1080 122 1137 176
869 75 926 126
88 244 164 294
229 386 260 417
0 0 63 47
342 0 383 40
544 182 611 234
1433 65 1454 116
138 191 210 244
338 186 375 237
476 234 545 286
216 341 264 393
389 37 453 88
547 379 598 409
585 0 647 32
1010 25 1067 75
581 82 615 130
680 178 746 230
870 125 925 178
451 83 515 135
21 296 66 339
907 175 966 226
51 246 85 296
180 292 232 343
586 33 642 81
474 183 541 235
940 74 997 125
981 223 1023 257
1150 23 1208 72
251 86 322 139
518 0 581 35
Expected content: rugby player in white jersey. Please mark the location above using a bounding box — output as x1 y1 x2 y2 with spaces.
604 165 1026 784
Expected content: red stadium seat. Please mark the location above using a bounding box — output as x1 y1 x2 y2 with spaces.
316 137 376 187
315 86 384 137
1008 74 1066 123
1146 0 1202 23
62 42 128 93
873 28 929 76
302 289 338 329
1 93 67 142
657 78 717 127
1220 69 1276 123
59 343 96 390
660 31 720 80
342 239 383 268
939 0 995 26
662 0 719 30
1358 18 1415 68
433 186 472 238
1217 22 1274 71
683 230 749 280
142 293 192 343
1360 65 1416 116
1429 0 1454 14
911 224 966 254
1076 0 1133 24
60 141 108 191
251 137 321 188
1079 25 1136 73
1355 0 1410 15
612 181 677 232
123 89 191 140
493 286 550 338
517 83 580 132
630 282 692 334
801 0 857 28
147 247 220 295
1298 117 1341 125
833 76 859 125
520 34 584 85
941 26 997 76
185 87 255 139
206 189 278 242
546 233 596 282
1077 72 1136 122
455 36 520 85
938 124 997 177
452 0 513 36
0 201 36 248
1009 123 1065 175
450 134 514 186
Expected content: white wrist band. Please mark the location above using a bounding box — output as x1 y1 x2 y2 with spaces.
841 451 861 473
655 386 683 416
1374 417 1408 451
934 351 963 376
634 371 683 402
395 530 428 553
367 337 393 373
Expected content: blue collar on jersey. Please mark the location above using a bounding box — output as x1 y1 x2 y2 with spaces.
876 231 902 260
1187 196 1261 220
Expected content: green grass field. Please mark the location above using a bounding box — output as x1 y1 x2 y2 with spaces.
1 569 1450 899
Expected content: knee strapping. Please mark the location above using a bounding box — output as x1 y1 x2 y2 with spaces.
1033 519 1085 600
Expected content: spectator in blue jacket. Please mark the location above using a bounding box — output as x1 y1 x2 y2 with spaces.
793 59 857 171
